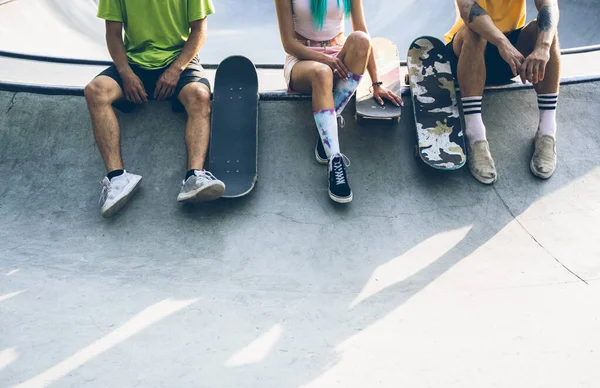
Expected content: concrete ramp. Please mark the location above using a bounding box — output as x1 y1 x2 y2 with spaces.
1 83 600 387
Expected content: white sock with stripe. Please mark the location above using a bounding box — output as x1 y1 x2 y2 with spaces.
538 93 558 138
461 96 486 144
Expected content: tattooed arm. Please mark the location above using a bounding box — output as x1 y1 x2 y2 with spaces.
534 0 559 50
457 0 525 77
520 0 559 84
456 0 507 47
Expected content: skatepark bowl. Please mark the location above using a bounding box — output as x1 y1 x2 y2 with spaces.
2 1 600 387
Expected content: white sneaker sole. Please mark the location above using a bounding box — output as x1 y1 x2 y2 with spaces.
177 181 226 203
329 190 353 204
100 176 142 218
315 145 328 165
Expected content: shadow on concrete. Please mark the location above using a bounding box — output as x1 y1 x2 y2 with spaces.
1 82 599 386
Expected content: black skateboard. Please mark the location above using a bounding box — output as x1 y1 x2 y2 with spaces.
355 38 402 123
406 36 466 170
209 56 259 197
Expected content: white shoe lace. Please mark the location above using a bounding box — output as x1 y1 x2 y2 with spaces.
199 170 218 180
99 179 110 204
337 115 345 128
330 154 351 185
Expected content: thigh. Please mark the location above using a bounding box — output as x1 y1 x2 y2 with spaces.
484 29 523 85
175 57 211 98
174 57 211 111
93 66 126 103
289 60 332 94
515 21 538 57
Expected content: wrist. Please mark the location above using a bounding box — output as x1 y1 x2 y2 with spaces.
372 81 383 88
169 63 185 73
116 65 134 77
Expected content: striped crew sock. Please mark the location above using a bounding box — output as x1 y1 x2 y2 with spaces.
537 93 558 138
461 96 486 144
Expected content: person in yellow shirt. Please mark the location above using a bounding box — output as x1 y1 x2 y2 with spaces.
445 0 561 184
84 0 225 218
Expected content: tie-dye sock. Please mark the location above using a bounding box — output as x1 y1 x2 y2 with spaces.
334 72 363 115
313 109 340 158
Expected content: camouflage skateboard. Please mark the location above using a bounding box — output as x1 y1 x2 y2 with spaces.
406 36 466 170
355 38 402 123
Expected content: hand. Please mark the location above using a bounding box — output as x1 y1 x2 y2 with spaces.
373 85 403 107
121 70 148 104
520 48 550 85
154 66 182 101
497 40 525 79
324 56 349 80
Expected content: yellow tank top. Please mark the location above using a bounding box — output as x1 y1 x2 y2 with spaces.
444 0 526 43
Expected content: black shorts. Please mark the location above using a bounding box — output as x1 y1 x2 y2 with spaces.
97 56 210 112
447 28 523 86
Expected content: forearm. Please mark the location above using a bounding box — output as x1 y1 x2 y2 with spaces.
106 35 132 75
535 3 559 50
366 50 378 82
170 29 206 72
458 1 508 47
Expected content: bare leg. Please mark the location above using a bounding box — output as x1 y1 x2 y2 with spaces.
453 27 487 97
290 61 335 111
84 76 125 173
517 21 561 178
452 27 497 184
337 31 371 75
516 20 561 94
177 83 212 170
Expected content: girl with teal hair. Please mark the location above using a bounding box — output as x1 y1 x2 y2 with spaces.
275 0 402 204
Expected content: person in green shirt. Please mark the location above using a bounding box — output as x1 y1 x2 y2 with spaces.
85 0 225 218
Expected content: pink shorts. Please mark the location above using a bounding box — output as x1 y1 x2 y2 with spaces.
283 46 343 92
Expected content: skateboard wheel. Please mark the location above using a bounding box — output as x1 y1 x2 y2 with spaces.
404 74 409 85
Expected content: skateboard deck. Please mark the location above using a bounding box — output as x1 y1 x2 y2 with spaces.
406 36 466 170
355 37 402 123
210 56 259 198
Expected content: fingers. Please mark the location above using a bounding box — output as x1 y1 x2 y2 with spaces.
393 94 404 107
519 60 527 84
137 86 148 103
538 62 546 83
375 94 384 105
333 60 349 80
527 60 535 84
510 60 519 78
531 62 539 84
127 89 143 105
155 83 166 101
339 61 350 80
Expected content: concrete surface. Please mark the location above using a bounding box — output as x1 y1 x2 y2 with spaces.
0 0 599 63
1 80 600 387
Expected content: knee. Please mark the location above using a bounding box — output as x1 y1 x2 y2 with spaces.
182 85 211 116
84 80 112 106
311 65 334 88
347 31 372 56
462 28 487 50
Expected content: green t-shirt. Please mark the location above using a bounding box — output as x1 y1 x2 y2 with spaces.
97 0 215 69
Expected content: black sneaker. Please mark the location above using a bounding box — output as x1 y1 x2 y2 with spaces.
328 154 352 203
315 137 328 165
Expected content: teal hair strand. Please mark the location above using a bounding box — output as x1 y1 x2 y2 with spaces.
311 0 351 31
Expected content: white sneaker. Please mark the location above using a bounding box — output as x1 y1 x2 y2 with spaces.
177 170 225 203
99 171 142 218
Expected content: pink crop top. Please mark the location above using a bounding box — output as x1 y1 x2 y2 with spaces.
292 0 346 41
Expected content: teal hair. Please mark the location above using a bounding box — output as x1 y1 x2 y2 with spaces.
311 0 351 31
